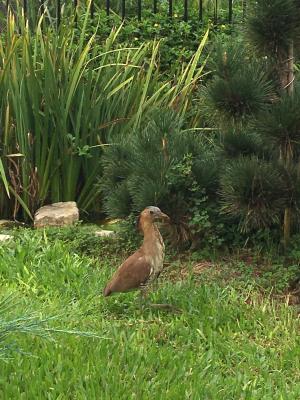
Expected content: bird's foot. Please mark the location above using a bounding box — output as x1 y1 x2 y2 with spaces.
149 303 181 313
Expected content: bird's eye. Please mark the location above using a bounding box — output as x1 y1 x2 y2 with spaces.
149 210 154 214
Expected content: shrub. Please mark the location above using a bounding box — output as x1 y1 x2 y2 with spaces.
101 108 220 245
220 157 289 231
201 42 274 130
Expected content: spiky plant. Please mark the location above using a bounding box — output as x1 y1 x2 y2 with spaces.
220 157 288 231
245 0 300 247
202 1 300 247
208 40 248 81
247 0 300 59
101 108 219 243
221 130 264 159
201 43 274 130
254 89 300 160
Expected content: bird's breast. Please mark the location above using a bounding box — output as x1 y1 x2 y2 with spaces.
146 240 165 276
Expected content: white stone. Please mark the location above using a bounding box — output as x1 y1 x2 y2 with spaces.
95 230 116 238
0 234 13 242
0 220 13 226
0 220 24 228
34 202 79 228
0 219 15 227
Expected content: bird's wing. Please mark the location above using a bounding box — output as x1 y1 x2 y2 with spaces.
105 250 151 294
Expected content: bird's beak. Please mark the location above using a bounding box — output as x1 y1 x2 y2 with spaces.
159 212 170 223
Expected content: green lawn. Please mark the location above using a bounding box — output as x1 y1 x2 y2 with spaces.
0 228 299 399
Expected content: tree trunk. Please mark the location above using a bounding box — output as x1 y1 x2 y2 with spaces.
282 42 294 249
284 207 291 249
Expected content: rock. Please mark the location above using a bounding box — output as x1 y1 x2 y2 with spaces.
105 218 122 225
0 219 25 228
0 220 14 227
95 230 116 238
34 202 79 228
0 234 13 242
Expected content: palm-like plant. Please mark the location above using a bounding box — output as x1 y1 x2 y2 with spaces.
101 108 219 242
247 0 300 59
254 89 300 160
245 0 300 247
203 1 300 246
201 42 274 130
221 130 264 159
220 157 289 231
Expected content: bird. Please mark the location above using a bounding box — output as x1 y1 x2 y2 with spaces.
103 206 170 304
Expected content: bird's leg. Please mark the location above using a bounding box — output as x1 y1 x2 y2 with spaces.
152 278 159 292
139 287 180 313
146 276 180 312
149 303 181 313
149 280 181 312
139 287 149 311
139 290 143 311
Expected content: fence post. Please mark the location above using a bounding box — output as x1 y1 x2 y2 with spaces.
199 0 203 21
121 0 125 20
169 0 172 18
228 0 232 23
74 0 78 23
57 0 61 28
40 0 44 16
91 0 94 19
184 0 188 21
137 0 141 21
153 0 157 14
214 0 218 24
23 0 27 19
106 0 110 16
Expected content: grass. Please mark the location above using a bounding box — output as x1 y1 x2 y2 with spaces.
0 226 300 399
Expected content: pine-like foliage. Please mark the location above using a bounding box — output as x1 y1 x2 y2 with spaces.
101 109 220 241
254 89 300 159
208 40 248 81
247 0 300 57
221 130 264 159
203 4 300 241
201 43 274 130
100 145 133 217
220 157 288 231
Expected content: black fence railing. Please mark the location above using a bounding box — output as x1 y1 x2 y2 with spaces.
2 0 240 27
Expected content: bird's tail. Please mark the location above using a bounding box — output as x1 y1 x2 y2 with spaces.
103 283 112 297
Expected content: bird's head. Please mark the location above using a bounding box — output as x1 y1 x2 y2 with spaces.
137 206 170 231
145 206 170 222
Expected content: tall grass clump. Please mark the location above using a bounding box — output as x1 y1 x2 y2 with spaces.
0 9 208 221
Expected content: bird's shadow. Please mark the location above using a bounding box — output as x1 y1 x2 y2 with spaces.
103 293 182 319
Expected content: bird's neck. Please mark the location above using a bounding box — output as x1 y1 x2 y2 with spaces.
141 222 163 254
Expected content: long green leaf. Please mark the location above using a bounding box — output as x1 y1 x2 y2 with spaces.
8 186 33 220
0 159 10 198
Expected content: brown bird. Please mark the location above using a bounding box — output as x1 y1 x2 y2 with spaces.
103 206 170 303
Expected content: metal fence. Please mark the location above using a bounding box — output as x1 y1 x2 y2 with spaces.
3 0 240 26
